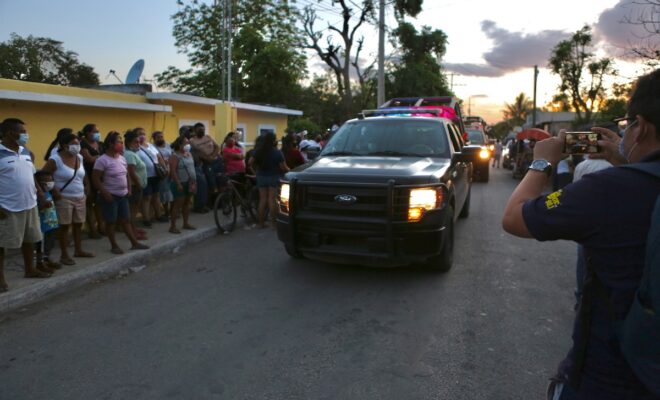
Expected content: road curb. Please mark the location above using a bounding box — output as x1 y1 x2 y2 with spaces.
0 226 218 315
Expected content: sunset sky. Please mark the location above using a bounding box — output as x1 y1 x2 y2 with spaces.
1 0 656 124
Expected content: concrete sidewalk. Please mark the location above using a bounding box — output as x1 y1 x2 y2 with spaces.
0 212 247 314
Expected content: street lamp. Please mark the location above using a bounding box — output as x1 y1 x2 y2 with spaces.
467 94 488 116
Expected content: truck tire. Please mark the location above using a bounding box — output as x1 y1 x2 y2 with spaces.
480 165 490 182
458 188 470 219
285 244 303 259
425 206 454 272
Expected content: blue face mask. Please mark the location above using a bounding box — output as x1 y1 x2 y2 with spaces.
93 132 101 142
18 133 29 146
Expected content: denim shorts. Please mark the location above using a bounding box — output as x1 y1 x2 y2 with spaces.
256 174 280 188
98 194 130 224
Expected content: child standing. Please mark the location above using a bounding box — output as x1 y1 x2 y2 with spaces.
34 170 61 273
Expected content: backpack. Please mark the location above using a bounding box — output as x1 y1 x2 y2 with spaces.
617 162 660 395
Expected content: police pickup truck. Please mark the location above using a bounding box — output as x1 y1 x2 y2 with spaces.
276 109 480 271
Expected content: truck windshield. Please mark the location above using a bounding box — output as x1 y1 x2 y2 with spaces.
466 129 485 144
321 119 450 158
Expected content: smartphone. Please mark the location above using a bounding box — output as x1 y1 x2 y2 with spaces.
564 132 601 154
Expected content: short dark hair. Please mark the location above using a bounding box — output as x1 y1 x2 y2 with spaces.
124 130 139 145
171 136 185 151
0 118 25 136
628 68 660 138
34 169 53 181
104 131 121 148
57 128 76 148
194 122 205 129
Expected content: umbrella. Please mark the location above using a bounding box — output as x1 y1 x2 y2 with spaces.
516 128 551 141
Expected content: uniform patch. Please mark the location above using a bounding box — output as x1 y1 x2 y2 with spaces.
545 190 563 210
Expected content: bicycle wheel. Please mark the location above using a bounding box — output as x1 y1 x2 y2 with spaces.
214 190 236 232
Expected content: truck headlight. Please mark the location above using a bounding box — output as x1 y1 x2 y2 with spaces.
278 183 290 214
479 149 490 159
408 188 442 222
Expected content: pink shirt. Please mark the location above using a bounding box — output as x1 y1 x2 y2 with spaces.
93 154 128 196
222 145 245 174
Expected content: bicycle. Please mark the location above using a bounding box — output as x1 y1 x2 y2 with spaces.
213 173 259 233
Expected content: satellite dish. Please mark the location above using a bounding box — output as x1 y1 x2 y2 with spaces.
125 59 145 84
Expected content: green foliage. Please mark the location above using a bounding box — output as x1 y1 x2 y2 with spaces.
387 23 451 97
156 0 305 103
290 74 345 129
0 33 99 87
502 93 532 126
287 118 321 135
488 121 513 140
548 25 616 124
394 0 424 18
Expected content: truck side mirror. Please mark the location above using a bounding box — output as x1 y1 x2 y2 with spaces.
453 145 481 163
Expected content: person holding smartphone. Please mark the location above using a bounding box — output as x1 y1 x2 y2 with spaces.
502 68 660 399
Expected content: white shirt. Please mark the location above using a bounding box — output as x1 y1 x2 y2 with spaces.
50 153 86 199
0 144 37 212
138 144 160 178
573 158 613 182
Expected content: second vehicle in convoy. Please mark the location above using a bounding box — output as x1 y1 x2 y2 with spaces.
276 107 481 271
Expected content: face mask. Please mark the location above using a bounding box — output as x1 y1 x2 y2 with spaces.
155 139 165 146
183 144 192 152
43 182 55 192
93 132 101 142
196 131 205 138
68 144 81 155
114 143 125 153
138 136 146 144
18 133 29 146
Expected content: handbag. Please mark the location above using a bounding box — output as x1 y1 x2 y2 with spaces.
140 147 168 178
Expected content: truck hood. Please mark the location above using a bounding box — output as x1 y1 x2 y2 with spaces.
286 156 451 183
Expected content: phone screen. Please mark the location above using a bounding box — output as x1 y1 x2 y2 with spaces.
564 132 601 154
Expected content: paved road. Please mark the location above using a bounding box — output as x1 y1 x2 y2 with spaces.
0 166 577 400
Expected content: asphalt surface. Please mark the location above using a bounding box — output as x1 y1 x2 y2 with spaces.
0 166 577 400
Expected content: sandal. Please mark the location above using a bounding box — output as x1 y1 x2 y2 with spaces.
44 259 62 270
25 270 52 278
74 251 95 258
111 247 125 255
183 224 196 230
169 227 181 234
60 257 76 266
131 243 150 250
36 263 55 274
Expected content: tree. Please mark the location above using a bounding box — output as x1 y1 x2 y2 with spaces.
0 33 99 87
386 22 451 98
549 26 616 125
156 0 305 105
622 0 659 67
502 93 532 126
301 0 375 115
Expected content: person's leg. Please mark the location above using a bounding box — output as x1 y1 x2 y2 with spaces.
22 241 47 277
85 195 99 238
194 166 208 212
43 230 61 270
183 194 195 229
58 223 74 264
267 186 277 226
99 195 121 252
169 197 182 233
141 192 152 227
94 201 105 235
258 187 268 228
0 248 6 291
72 223 93 257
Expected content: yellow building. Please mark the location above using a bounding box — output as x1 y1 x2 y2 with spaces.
0 79 302 167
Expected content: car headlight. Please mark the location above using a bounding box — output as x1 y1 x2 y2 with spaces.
408 188 443 222
278 183 290 214
479 149 490 159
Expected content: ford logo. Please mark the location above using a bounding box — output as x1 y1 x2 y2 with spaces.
334 194 357 205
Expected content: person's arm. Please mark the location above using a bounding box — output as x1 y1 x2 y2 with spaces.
92 169 112 202
279 161 290 173
83 174 90 197
81 147 98 165
41 159 63 201
127 164 141 189
589 127 627 166
502 131 565 238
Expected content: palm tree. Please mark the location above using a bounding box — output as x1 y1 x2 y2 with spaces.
502 93 533 125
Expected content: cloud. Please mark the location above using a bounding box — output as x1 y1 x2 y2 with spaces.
444 20 569 77
594 0 660 56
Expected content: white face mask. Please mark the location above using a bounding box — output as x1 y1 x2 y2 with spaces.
68 144 81 155
183 144 191 152
43 182 55 191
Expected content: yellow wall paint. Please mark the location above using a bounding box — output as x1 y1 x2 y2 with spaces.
235 110 288 145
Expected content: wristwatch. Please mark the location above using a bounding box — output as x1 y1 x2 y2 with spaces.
529 159 552 176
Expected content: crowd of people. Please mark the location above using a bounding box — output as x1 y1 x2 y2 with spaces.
0 118 339 292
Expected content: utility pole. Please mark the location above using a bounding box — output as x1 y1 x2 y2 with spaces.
532 65 539 128
377 0 385 107
227 0 233 102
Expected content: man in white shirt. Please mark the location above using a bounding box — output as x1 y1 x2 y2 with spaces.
0 118 50 292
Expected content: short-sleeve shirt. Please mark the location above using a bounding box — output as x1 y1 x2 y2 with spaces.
522 151 660 396
222 145 245 174
0 144 37 212
284 149 305 169
190 135 217 162
256 149 285 177
138 144 159 178
124 150 148 189
39 192 59 233
156 144 172 162
50 153 86 199
93 154 128 196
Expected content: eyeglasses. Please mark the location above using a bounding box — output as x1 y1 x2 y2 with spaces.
614 116 637 130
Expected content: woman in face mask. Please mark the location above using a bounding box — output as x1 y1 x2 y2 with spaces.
41 129 93 265
79 123 104 239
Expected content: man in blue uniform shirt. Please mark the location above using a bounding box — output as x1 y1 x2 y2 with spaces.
503 69 660 399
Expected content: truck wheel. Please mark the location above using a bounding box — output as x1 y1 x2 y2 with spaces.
458 188 470 219
425 207 454 272
480 165 490 182
285 244 303 259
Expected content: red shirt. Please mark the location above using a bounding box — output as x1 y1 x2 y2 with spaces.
285 149 305 169
222 145 245 174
